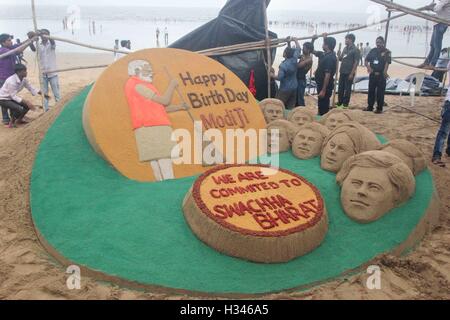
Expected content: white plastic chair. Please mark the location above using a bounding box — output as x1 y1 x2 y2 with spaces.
401 73 425 107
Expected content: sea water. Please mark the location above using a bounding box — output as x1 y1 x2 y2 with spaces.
0 5 446 59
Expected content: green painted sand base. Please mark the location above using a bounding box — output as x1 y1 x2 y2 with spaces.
31 86 434 295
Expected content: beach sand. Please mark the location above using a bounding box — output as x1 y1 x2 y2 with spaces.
0 52 449 300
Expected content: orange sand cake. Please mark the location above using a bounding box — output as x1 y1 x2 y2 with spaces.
183 165 328 263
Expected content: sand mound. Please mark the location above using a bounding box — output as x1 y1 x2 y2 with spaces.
0 81 449 299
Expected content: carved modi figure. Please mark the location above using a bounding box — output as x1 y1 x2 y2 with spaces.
125 60 187 181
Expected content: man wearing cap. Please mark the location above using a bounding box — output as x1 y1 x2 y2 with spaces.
0 32 35 125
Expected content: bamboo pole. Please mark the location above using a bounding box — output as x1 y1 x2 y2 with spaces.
332 43 342 108
45 65 109 74
263 0 271 98
0 37 38 60
44 35 130 55
31 0 46 110
198 5 429 57
369 0 450 25
391 58 447 72
384 0 393 44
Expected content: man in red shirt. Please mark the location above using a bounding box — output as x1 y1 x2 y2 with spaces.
125 59 187 181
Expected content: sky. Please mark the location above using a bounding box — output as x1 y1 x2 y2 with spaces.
0 0 432 13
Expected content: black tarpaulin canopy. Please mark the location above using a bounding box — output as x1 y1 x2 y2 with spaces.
170 0 278 101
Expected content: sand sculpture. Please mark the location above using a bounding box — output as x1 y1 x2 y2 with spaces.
319 109 355 131
125 60 187 181
336 151 416 223
260 98 286 124
182 164 328 263
292 123 331 160
287 107 316 127
378 139 427 176
321 122 381 173
267 120 300 154
83 48 267 182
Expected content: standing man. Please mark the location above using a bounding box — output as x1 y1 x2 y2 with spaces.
156 28 160 45
312 34 337 116
271 38 301 110
337 34 360 109
362 42 371 66
432 59 450 168
365 36 391 114
164 27 169 47
0 33 35 125
297 42 314 106
113 39 120 61
420 0 450 68
432 48 449 82
30 29 61 112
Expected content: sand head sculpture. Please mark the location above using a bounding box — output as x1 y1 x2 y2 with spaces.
321 122 381 173
292 123 330 160
260 98 286 124
288 107 316 127
267 119 299 154
319 109 355 131
336 151 416 223
379 139 426 176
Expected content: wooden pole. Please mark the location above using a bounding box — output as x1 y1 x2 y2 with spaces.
31 0 46 110
384 0 393 44
332 43 342 108
263 0 272 98
369 0 450 25
46 64 109 74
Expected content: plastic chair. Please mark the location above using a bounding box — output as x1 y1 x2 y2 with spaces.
401 73 425 107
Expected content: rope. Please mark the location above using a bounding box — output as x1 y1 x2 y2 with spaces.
389 104 442 124
369 0 450 26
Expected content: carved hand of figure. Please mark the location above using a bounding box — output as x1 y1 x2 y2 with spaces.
166 104 185 113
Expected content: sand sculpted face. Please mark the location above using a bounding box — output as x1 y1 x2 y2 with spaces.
321 133 355 172
337 151 416 223
321 109 354 131
321 122 381 173
267 120 298 154
379 139 427 176
288 108 315 127
292 123 330 160
260 99 285 124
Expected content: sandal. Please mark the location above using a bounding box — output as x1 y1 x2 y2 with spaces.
432 159 446 168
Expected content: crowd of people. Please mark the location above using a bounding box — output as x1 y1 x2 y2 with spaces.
271 33 392 115
0 30 59 128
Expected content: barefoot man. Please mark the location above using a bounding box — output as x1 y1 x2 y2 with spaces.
125 60 187 181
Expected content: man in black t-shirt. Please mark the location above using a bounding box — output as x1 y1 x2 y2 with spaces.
337 33 360 109
312 35 337 116
364 36 391 114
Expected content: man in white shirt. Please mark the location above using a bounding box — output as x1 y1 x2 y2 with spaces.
0 64 49 127
29 29 60 112
421 0 450 68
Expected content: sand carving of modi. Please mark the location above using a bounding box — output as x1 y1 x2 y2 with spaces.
125 60 187 182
